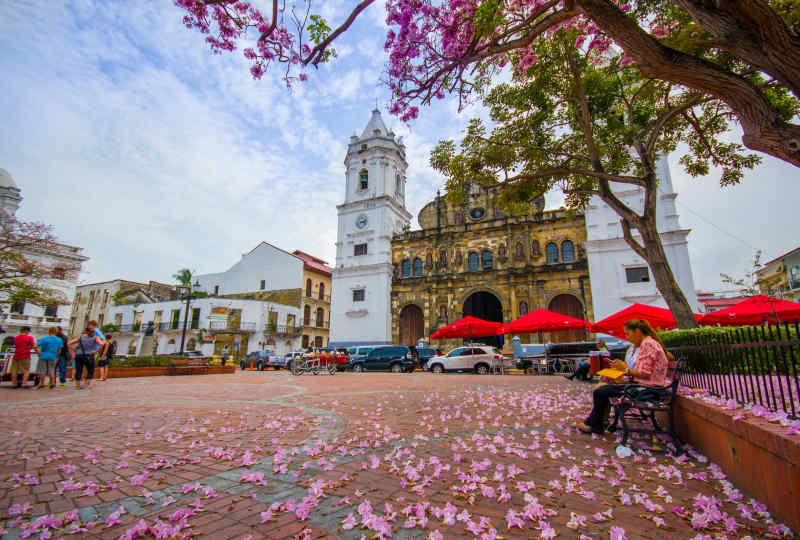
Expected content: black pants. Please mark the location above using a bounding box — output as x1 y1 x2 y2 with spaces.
585 384 626 428
75 355 95 381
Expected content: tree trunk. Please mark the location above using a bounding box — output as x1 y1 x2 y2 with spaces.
631 218 700 329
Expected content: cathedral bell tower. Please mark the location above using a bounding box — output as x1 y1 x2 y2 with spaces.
329 109 412 345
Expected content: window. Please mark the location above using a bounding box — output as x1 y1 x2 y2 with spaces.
439 305 447 319
359 169 369 190
10 301 24 314
353 289 365 302
519 301 529 316
401 259 411 277
439 249 447 266
469 207 486 220
532 240 541 256
102 290 109 307
260 279 266 290
482 250 493 270
213 285 219 295
561 240 575 262
52 266 67 279
468 252 479 272
448 348 468 357
191 308 201 329
354 243 368 256
170 309 180 329
314 336 323 347
626 267 650 283
396 174 402 194
545 242 559 263
319 283 325 300
114 313 123 327
498 245 506 259
302 335 310 348
303 305 311 325
306 279 312 297
46 304 59 319
316 307 325 327
515 242 524 257
425 253 432 267
412 258 423 276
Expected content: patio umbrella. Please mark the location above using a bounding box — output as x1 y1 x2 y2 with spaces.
590 303 701 338
497 309 590 335
430 316 503 340
701 295 800 326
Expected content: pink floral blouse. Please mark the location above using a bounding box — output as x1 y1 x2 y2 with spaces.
634 336 668 387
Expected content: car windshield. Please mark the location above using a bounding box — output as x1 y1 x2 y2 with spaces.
447 348 464 357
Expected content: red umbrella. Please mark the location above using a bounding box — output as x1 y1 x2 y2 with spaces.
590 303 701 338
497 309 590 335
701 295 800 326
431 316 503 340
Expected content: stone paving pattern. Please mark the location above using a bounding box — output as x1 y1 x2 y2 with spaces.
0 372 795 539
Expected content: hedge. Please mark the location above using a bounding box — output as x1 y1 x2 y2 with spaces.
112 355 176 367
659 323 800 376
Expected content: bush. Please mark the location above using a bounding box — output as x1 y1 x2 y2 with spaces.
113 356 174 367
659 323 799 375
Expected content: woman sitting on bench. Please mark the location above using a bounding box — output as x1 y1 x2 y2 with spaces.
575 319 669 435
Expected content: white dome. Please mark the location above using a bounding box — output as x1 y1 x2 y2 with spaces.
0 169 18 189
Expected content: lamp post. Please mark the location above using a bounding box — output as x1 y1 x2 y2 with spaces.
178 279 201 355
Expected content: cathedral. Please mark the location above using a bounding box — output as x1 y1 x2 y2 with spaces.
329 110 697 349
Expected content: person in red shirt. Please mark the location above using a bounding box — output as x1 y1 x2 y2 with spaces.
9 326 39 388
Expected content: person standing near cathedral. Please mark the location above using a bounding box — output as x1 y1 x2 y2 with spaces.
8 326 38 388
36 327 62 388
98 334 116 381
55 326 71 386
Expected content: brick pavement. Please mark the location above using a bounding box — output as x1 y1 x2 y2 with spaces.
0 372 795 539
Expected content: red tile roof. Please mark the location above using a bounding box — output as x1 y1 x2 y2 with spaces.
292 250 332 276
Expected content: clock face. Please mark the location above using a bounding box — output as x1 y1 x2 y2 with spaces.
356 214 368 229
469 207 486 220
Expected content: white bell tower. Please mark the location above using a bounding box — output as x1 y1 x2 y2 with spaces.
329 109 412 346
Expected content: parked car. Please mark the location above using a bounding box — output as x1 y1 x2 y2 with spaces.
240 350 277 370
415 347 437 370
426 345 509 374
284 350 305 372
351 345 416 373
346 345 379 365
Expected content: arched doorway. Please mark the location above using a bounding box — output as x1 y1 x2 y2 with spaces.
548 294 586 343
399 304 424 346
462 291 503 347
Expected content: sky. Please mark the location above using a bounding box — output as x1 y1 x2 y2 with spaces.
0 0 797 295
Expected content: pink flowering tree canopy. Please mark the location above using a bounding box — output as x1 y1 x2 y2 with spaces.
175 0 800 167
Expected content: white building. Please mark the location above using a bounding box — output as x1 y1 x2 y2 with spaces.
70 279 173 336
330 110 412 346
585 156 699 320
107 296 302 358
0 169 88 343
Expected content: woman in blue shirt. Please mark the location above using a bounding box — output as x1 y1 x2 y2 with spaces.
36 327 63 389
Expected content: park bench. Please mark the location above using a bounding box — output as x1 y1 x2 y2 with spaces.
168 357 209 376
608 359 685 451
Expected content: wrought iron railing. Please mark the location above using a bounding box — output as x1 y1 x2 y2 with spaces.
264 324 301 335
668 320 800 419
209 320 257 332
303 294 331 303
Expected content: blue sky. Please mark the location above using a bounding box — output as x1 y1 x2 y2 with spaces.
0 0 797 293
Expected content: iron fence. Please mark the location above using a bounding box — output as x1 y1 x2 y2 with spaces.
668 320 800 419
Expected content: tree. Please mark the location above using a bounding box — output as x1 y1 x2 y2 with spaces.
176 0 800 167
720 250 762 296
0 211 80 310
429 30 760 328
172 268 194 288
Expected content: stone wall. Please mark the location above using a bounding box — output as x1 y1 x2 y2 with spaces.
222 288 302 308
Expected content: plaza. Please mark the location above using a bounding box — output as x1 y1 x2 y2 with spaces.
0 372 793 539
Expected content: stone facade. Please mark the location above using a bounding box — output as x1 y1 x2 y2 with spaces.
391 188 592 351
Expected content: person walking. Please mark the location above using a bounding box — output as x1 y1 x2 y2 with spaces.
8 326 39 388
55 326 71 386
68 327 104 390
36 327 62 389
98 334 116 381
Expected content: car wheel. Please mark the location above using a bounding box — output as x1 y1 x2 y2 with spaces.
390 363 402 373
431 364 444 374
475 364 489 375
353 363 363 372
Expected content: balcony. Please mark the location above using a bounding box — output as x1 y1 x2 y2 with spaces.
303 294 331 304
303 320 330 330
264 324 302 337
209 320 257 333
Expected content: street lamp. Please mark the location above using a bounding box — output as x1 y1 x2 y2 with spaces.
178 279 202 355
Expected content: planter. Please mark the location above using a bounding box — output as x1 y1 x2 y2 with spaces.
63 365 235 378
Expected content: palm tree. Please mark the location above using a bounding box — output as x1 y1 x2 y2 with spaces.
173 268 193 288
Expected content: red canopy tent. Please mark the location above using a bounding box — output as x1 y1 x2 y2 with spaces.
497 309 590 335
701 295 800 326
590 303 702 338
430 316 503 340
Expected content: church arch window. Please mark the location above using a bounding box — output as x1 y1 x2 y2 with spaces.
467 252 479 272
359 169 369 190
532 239 541 256
561 240 575 262
455 251 463 265
439 249 447 267
412 258 423 276
482 250 493 270
498 244 506 260
515 242 525 257
439 305 447 319
305 279 312 297
425 253 433 268
519 301 529 316
545 242 559 264
401 259 411 277
303 305 311 326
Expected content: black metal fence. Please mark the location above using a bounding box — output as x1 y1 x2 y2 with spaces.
667 320 800 419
